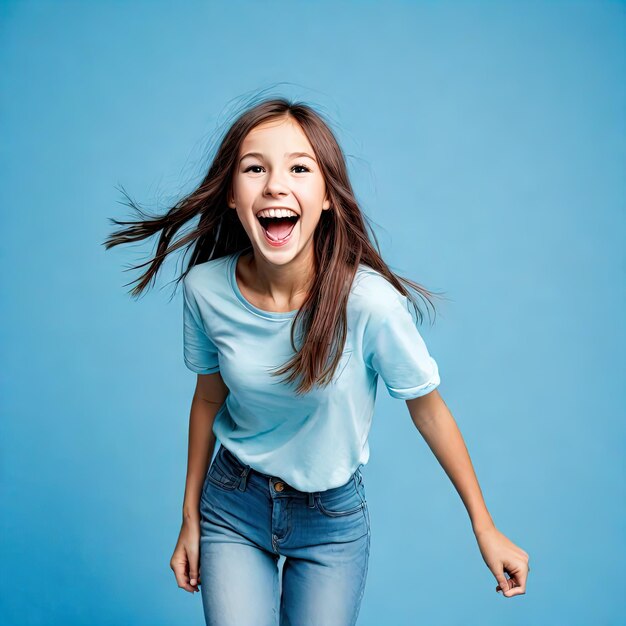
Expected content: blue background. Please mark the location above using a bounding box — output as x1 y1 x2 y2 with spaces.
1 1 624 624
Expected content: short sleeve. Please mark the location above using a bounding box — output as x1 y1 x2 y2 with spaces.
363 288 440 400
182 278 220 374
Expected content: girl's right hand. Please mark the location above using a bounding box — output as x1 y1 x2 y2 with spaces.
170 517 202 593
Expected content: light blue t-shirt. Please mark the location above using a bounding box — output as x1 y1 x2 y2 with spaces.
182 249 440 492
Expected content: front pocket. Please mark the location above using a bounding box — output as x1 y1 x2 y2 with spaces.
316 497 364 517
315 476 365 517
206 456 240 491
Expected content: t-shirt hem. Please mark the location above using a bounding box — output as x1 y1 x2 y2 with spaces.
184 358 220 375
386 375 440 400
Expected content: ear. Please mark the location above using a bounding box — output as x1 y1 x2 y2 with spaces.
322 195 331 211
227 190 236 209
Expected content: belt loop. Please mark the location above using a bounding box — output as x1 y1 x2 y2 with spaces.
238 466 251 492
307 492 315 508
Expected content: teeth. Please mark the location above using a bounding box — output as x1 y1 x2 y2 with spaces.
256 208 298 219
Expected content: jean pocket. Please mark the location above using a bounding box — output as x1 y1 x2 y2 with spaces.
205 447 242 491
315 473 365 517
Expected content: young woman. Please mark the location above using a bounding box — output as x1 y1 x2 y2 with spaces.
106 97 530 626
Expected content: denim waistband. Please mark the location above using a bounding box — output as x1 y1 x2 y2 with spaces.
222 445 273 477
218 444 362 496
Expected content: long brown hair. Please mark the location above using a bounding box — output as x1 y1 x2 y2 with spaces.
104 96 446 395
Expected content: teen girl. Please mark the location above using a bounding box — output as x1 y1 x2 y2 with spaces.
106 97 530 626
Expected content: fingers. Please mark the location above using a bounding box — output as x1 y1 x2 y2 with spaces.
170 548 200 594
188 549 200 590
516 560 529 590
496 577 523 596
170 558 194 592
495 562 529 598
495 572 511 596
496 577 525 597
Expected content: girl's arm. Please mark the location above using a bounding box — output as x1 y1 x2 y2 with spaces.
171 372 228 593
405 389 530 597
182 372 229 523
406 389 493 532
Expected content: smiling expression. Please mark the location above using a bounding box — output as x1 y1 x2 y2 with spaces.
228 116 331 264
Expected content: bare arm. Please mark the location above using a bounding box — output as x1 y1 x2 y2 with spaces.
405 389 493 533
406 389 530 597
171 371 229 594
182 372 229 523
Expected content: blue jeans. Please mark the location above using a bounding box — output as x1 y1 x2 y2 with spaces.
199 444 371 626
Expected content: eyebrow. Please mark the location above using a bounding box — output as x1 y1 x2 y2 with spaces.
239 151 317 163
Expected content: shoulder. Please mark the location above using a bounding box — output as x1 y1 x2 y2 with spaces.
183 253 234 294
349 265 408 319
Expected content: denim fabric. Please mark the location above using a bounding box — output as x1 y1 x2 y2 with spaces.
199 444 371 626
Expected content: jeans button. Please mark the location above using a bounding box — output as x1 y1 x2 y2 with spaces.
274 482 285 492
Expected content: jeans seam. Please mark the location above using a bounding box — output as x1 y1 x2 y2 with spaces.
352 505 371 625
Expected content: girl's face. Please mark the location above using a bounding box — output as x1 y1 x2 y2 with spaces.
228 117 331 265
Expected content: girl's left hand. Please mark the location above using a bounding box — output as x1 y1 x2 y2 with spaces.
474 526 530 597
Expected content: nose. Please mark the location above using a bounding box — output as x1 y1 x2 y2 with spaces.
263 171 289 198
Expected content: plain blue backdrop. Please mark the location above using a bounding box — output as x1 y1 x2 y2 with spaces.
1 1 624 625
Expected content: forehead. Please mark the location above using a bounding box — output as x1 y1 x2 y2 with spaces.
240 117 313 154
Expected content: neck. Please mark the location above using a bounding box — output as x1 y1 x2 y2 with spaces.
244 246 316 308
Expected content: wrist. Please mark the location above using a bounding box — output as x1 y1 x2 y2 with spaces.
472 519 496 536
471 511 496 535
182 504 200 524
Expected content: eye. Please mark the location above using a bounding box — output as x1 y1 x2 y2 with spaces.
242 164 312 174
292 164 311 173
243 165 264 174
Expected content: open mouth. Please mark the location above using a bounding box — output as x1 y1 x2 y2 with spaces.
257 214 300 244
